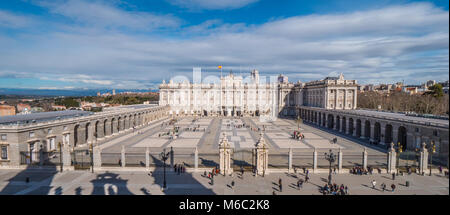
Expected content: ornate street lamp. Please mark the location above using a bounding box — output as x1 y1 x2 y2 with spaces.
160 148 170 189
58 142 63 172
429 141 436 176
324 149 336 185
297 115 302 130
396 142 402 175
90 144 94 173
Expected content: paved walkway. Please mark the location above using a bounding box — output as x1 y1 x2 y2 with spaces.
0 168 447 195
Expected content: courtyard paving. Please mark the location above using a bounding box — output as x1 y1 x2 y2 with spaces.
0 169 447 195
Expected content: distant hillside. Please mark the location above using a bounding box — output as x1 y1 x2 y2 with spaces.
0 88 159 97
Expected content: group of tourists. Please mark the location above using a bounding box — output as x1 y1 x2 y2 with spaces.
174 163 186 174
373 180 397 192
350 166 369 175
321 183 349 195
292 131 305 140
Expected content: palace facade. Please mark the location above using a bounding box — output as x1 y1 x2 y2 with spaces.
159 69 358 117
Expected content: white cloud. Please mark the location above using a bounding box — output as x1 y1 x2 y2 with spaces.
37 0 180 30
0 10 34 28
168 0 259 10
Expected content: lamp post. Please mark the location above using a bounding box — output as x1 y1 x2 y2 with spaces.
415 148 419 171
324 149 336 185
297 115 302 130
396 142 402 175
429 141 436 176
160 148 170 190
58 142 63 172
90 144 94 173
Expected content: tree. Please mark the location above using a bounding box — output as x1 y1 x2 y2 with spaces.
427 84 444 98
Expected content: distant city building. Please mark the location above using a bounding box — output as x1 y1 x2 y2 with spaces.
52 105 67 111
97 92 101 96
30 107 44 113
426 80 436 89
0 105 16 116
16 103 31 113
112 89 116 95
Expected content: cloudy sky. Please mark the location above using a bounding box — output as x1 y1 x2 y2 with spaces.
0 0 448 90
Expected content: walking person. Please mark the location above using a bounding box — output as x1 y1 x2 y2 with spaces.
391 184 396 192
371 180 377 189
278 178 282 192
381 183 386 192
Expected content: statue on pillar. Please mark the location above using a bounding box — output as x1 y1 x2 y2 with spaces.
255 131 269 176
219 133 233 175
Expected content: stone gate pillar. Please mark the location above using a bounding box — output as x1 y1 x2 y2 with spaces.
121 146 126 167
194 147 198 171
362 147 368 170
313 148 317 173
62 143 71 171
419 142 428 174
93 145 101 169
255 132 269 176
87 122 95 144
288 148 293 173
145 147 150 169
387 143 396 173
219 133 233 175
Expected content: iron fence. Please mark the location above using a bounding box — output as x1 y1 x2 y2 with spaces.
20 151 61 166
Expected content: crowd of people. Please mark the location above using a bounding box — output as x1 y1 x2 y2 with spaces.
321 183 349 195
292 131 305 140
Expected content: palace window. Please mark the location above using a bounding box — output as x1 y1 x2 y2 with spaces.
48 137 56 151
1 146 7 160
29 132 35 138
0 134 6 141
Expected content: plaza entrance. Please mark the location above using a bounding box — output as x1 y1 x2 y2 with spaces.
232 149 254 172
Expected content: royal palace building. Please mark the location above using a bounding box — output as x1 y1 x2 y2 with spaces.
159 69 358 117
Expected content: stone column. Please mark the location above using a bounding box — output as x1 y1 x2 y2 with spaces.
87 122 95 144
39 145 44 166
387 143 396 174
419 142 428 174
194 147 198 171
362 147 368 170
343 89 347 110
352 123 357 137
338 148 343 173
392 126 399 146
370 124 375 142
313 148 317 173
145 147 150 169
288 148 293 173
62 143 71 170
93 146 101 168
121 146 126 167
380 124 386 145
345 120 350 135
360 121 366 139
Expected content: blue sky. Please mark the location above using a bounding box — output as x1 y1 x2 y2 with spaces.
0 0 448 90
